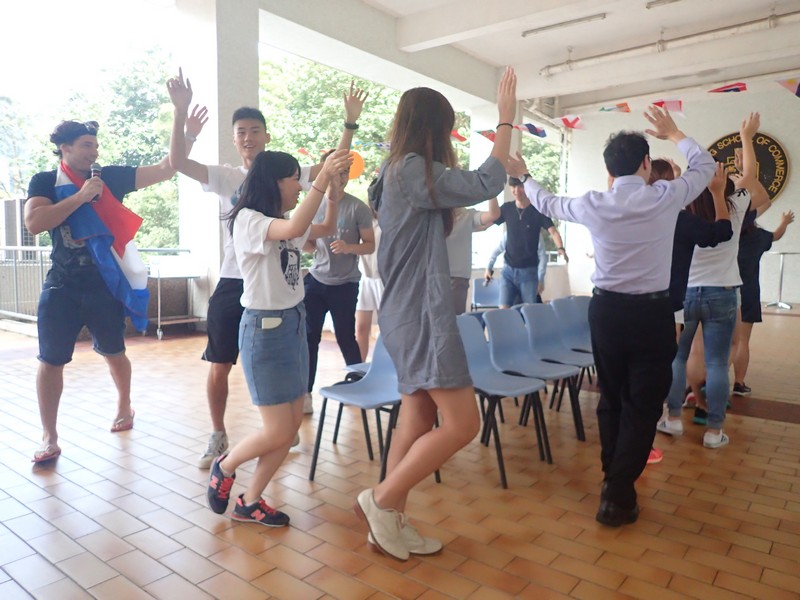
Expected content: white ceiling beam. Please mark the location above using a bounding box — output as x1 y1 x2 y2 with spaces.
258 0 500 107
512 24 800 101
397 0 613 53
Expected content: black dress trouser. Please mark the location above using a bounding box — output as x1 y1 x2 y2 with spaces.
589 291 677 508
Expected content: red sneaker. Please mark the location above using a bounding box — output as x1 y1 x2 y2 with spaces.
647 448 664 465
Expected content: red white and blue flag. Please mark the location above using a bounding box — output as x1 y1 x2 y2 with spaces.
55 162 150 332
708 82 747 93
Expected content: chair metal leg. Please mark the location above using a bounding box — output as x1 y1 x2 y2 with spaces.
374 409 385 458
567 377 586 441
532 391 553 464
379 404 400 482
486 395 508 488
556 377 567 411
519 394 531 426
433 413 442 483
497 398 505 424
332 403 345 444
309 396 329 481
361 409 374 461
549 380 559 409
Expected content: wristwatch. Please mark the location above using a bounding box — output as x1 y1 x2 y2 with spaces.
519 173 531 184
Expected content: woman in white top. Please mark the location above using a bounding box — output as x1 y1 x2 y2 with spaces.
659 113 769 449
205 149 351 527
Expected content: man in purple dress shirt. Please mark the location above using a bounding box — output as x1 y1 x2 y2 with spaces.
507 107 715 527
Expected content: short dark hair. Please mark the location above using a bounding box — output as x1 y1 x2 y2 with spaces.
231 107 266 128
603 131 650 177
508 176 523 187
50 120 99 156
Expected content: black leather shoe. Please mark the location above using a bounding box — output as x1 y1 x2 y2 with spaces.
595 499 640 527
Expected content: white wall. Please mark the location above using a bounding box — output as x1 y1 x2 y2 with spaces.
562 83 800 302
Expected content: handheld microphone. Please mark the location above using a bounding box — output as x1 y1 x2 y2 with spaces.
90 162 102 202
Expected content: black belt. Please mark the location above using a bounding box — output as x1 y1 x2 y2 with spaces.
593 287 669 300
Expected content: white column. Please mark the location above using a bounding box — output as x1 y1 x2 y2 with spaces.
173 0 260 317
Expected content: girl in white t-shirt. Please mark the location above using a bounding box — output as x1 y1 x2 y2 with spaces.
205 149 352 527
659 113 769 449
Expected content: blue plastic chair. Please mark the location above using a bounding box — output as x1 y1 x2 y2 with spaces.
550 296 592 354
457 316 550 487
521 303 596 412
471 278 501 311
309 337 400 481
483 308 586 441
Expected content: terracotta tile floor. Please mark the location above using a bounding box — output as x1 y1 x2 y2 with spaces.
0 313 799 599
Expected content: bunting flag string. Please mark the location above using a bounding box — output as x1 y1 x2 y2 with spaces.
777 77 800 97
515 123 547 138
451 130 467 142
560 115 584 130
653 99 684 114
599 102 631 112
708 82 747 93
478 130 496 142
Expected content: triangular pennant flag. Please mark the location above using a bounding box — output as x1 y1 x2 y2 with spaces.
599 102 631 112
653 99 684 114
708 82 747 93
515 123 547 138
298 148 311 156
560 115 584 130
777 78 800 97
478 130 496 142
451 130 467 142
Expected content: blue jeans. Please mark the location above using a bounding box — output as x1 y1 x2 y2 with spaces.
666 286 738 429
500 266 538 306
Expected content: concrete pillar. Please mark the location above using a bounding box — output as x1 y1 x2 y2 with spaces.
173 0 260 317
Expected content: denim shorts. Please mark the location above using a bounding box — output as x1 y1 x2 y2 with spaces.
37 269 126 366
238 304 309 406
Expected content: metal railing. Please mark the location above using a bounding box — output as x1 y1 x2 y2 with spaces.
0 245 52 321
0 246 193 322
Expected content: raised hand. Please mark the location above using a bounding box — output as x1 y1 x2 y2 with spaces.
497 66 517 123
740 112 760 139
781 210 795 226
344 81 369 123
166 67 192 112
321 149 354 178
506 151 529 179
708 162 727 195
644 105 680 141
186 104 209 139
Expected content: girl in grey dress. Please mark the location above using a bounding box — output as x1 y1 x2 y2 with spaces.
353 67 518 560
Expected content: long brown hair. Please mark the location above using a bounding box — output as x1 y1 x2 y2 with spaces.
387 87 457 235
686 164 736 223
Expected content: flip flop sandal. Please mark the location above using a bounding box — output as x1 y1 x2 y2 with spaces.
32 444 61 463
111 409 135 432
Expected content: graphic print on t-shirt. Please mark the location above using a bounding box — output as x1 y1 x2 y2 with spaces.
280 241 301 289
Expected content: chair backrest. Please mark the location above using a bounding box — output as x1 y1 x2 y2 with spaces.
571 295 590 321
482 308 530 370
364 335 397 381
456 314 492 374
519 304 569 359
471 278 501 310
551 296 587 342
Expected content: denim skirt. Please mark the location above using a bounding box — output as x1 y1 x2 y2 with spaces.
238 303 308 406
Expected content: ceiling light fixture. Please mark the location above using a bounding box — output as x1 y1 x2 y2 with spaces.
522 13 607 37
646 0 683 9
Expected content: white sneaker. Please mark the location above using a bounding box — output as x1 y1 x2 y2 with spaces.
703 430 730 449
656 418 684 437
368 514 442 555
198 431 228 469
354 489 409 561
303 393 314 415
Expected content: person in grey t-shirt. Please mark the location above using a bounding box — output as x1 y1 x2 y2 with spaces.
304 150 375 411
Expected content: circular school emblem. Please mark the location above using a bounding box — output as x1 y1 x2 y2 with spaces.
707 132 790 202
